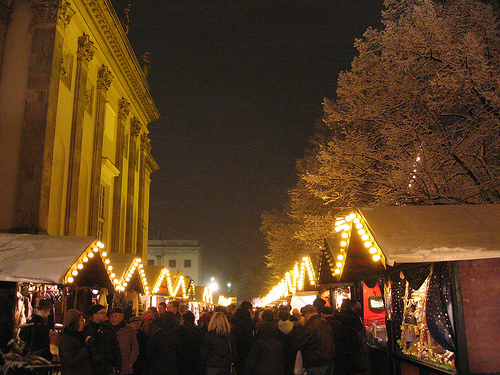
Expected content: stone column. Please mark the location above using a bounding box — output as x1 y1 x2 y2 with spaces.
88 65 112 236
137 133 151 258
0 1 13 78
124 117 140 253
14 0 73 233
64 33 95 235
110 98 131 252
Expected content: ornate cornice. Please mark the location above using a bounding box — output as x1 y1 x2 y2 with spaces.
30 0 74 28
81 0 159 123
97 65 113 92
118 98 131 120
130 117 141 138
77 33 96 63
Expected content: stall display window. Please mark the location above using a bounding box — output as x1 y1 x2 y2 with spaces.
333 287 351 310
396 264 455 370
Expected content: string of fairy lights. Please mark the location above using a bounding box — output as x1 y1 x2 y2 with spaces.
262 256 316 306
262 211 386 306
63 241 204 301
332 212 385 278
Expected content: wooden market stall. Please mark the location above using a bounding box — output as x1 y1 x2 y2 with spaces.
262 255 318 308
318 204 500 375
0 233 115 349
105 253 148 318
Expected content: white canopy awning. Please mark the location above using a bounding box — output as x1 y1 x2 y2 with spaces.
0 234 99 284
357 204 500 266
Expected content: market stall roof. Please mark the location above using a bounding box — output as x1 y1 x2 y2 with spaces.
358 204 500 266
105 253 147 294
320 204 500 284
0 234 112 289
170 273 193 299
194 286 213 304
143 265 170 295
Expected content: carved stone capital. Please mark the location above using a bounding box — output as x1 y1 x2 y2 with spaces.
58 1 75 28
141 134 151 152
77 34 96 63
97 66 113 92
30 0 74 27
130 117 141 138
118 98 131 120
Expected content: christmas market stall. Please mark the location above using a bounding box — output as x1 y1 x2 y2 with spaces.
169 273 195 311
105 253 149 319
193 286 214 315
318 204 500 375
0 234 115 351
143 265 172 309
262 255 318 310
142 266 196 313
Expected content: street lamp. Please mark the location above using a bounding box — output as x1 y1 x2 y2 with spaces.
227 282 232 292
209 277 218 292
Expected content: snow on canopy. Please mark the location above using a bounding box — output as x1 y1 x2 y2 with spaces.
357 204 500 266
0 233 97 284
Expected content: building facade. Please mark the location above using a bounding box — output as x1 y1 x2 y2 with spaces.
0 0 159 258
148 239 202 285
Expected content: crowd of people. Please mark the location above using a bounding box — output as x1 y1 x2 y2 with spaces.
18 297 366 375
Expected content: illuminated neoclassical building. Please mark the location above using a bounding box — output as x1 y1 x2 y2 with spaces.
0 0 159 258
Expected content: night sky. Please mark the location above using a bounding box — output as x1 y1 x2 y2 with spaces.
110 0 384 299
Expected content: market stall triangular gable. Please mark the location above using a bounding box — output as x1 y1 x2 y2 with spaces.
170 273 191 299
183 276 195 300
143 265 171 296
262 255 317 306
0 234 113 290
194 285 212 305
321 211 386 285
105 253 148 294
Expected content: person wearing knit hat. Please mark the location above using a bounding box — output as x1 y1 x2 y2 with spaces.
88 304 107 318
59 309 92 374
83 304 122 375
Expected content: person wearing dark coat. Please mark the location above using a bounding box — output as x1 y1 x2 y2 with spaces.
148 312 180 375
321 307 346 375
334 299 365 375
176 311 204 375
83 304 122 375
244 310 284 375
19 298 54 360
294 305 334 375
230 301 254 375
128 316 150 375
200 312 236 375
59 309 92 375
277 309 301 375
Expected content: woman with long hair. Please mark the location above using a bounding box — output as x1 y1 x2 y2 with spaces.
58 309 92 375
200 312 236 375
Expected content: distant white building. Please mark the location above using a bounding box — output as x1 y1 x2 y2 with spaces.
147 239 202 285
